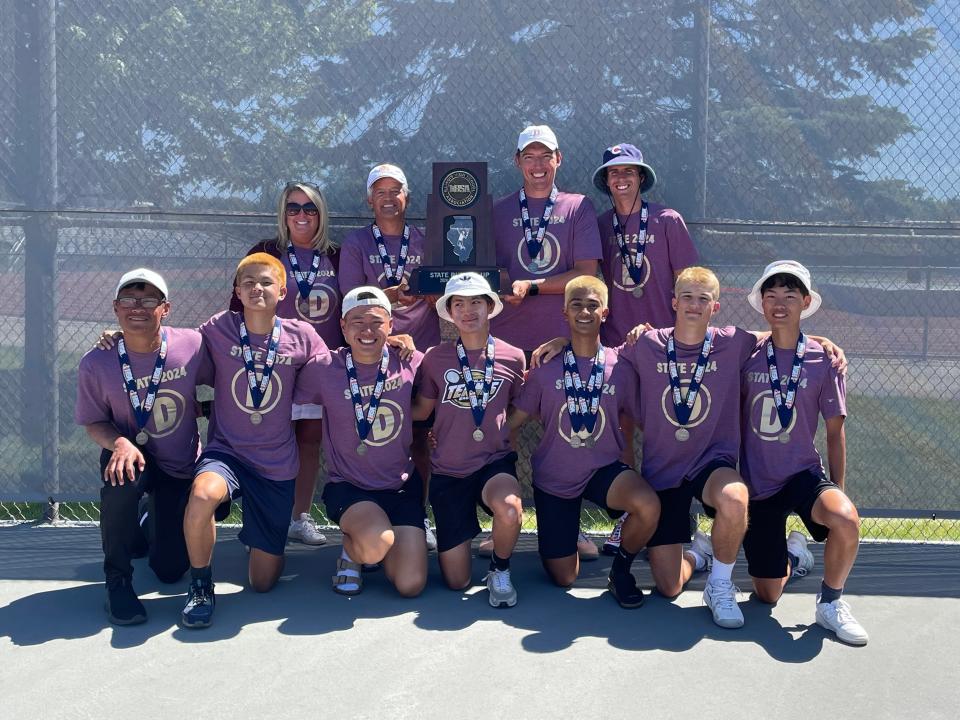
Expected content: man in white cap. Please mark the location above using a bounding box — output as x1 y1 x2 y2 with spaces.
490 124 604 560
297 286 428 597
411 272 526 607
735 260 867 645
76 268 207 624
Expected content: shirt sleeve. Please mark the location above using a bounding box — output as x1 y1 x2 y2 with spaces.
417 349 440 400
508 349 527 403
572 196 603 262
819 360 847 420
75 353 112 426
664 210 699 273
514 365 543 417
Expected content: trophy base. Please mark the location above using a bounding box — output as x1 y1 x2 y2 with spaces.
409 267 505 295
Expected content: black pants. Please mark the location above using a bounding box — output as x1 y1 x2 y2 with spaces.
99 449 191 584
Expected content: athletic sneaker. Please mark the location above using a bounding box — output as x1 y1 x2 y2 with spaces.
607 571 645 609
288 513 327 545
424 518 438 552
703 578 744 628
602 514 626 556
786 531 814 578
816 596 869 646
485 568 517 608
180 578 216 629
577 532 599 561
689 530 714 572
104 576 147 626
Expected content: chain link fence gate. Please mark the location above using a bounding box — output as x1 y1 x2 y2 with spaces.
1 1 958 539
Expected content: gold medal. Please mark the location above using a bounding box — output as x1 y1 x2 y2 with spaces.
356 443 368 456
632 286 644 298
675 427 690 442
135 431 149 445
585 437 596 448
570 435 582 449
577 428 590 439
778 432 791 444
472 428 484 442
250 411 263 425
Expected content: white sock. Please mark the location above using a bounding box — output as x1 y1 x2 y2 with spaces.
340 548 353 563
709 558 735 583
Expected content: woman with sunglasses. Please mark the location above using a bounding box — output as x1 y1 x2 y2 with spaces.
229 181 342 546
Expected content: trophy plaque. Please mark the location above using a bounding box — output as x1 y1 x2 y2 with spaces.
409 162 505 295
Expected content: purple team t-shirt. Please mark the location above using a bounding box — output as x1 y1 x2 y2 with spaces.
620 326 757 491
75 327 204 479
298 346 422 491
417 338 526 477
490 190 602 351
338 225 441 351
515 346 638 499
597 203 699 345
199 310 328 482
740 338 846 500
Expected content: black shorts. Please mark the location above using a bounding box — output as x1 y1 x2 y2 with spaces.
534 460 631 560
195 451 294 556
744 470 836 579
429 453 518 553
322 472 426 529
647 459 736 548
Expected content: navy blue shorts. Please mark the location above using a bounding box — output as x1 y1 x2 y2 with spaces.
533 460 631 560
322 472 426 529
429 453 518 553
647 459 736 548
195 451 294 557
744 470 836 578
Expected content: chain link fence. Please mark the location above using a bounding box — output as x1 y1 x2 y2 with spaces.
1 1 958 540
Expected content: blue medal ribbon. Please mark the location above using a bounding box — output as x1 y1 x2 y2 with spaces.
117 330 168 434
455 335 496 431
345 346 390 443
666 328 714 426
286 245 322 300
612 201 649 286
561 344 605 435
238 317 282 409
766 333 806 432
518 186 558 268
371 223 410 287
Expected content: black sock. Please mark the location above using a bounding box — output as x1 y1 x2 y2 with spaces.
787 551 800 575
611 547 638 577
190 565 212 583
490 552 510 572
820 581 842 604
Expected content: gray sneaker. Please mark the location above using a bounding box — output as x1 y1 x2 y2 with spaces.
288 513 327 545
485 568 517 608
786 531 814 578
703 577 744 628
816 596 868 646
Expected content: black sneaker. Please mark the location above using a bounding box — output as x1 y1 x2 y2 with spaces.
607 571 645 609
104 577 147 625
181 578 216 629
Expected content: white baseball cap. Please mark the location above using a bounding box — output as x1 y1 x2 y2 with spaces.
341 286 393 318
517 125 558 152
435 272 503 323
115 268 169 300
366 163 409 194
747 260 822 319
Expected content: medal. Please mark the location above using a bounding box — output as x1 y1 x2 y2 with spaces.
518 186 558 271
766 334 806 437
372 223 410 287
286 245 321 300
585 437 596 448
117 329 168 446
666 328 714 439
613 202 649 293
346 345 390 453
778 432 791 444
456 335 496 447
561 343 605 447
239 316 282 421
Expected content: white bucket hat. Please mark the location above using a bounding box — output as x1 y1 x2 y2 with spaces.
435 272 503 323
747 260 822 319
342 286 392 317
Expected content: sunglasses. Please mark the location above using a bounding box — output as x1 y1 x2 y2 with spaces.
116 297 164 309
285 202 319 217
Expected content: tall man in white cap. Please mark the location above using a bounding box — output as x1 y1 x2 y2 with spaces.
76 269 206 624
411 272 526 607
737 260 867 645
491 124 604 560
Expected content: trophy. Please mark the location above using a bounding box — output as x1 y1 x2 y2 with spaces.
409 162 505 295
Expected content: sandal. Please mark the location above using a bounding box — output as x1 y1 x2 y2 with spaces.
332 557 363 596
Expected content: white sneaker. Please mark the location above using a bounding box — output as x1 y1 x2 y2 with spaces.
485 568 517 608
816 596 869 646
703 578 744 628
424 518 438 552
689 530 714 572
288 513 327 545
786 531 814 578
